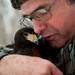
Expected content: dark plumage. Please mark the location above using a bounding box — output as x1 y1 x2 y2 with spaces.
12 27 60 64
5 27 61 65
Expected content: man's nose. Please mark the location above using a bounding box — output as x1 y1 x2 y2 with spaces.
32 19 47 34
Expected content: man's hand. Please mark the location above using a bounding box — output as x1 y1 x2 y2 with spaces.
0 54 63 75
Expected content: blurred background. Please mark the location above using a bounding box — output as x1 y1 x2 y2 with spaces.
0 0 25 46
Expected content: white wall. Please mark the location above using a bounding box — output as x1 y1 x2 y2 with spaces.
0 0 21 46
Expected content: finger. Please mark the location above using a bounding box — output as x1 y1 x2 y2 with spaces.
48 62 63 75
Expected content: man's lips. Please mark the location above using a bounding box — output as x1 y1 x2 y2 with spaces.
43 34 55 41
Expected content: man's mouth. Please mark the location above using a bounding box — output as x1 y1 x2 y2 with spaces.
43 34 55 41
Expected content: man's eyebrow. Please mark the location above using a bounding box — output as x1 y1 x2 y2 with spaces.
69 0 75 4
23 6 46 19
32 0 56 14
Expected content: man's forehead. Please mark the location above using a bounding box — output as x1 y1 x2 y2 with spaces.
21 0 55 15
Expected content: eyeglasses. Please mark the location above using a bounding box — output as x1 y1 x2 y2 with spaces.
24 6 52 22
19 6 52 27
19 0 56 26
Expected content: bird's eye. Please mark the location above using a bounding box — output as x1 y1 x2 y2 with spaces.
23 32 28 36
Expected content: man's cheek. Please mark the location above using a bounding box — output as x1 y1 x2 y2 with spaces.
48 14 65 30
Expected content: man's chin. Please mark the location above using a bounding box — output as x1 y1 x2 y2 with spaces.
48 41 64 49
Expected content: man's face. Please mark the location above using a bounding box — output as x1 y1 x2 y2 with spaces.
21 0 75 48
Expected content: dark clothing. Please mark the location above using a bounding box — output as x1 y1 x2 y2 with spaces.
57 38 75 75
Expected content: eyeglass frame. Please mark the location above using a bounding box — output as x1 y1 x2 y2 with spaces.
23 0 56 22
19 0 56 27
